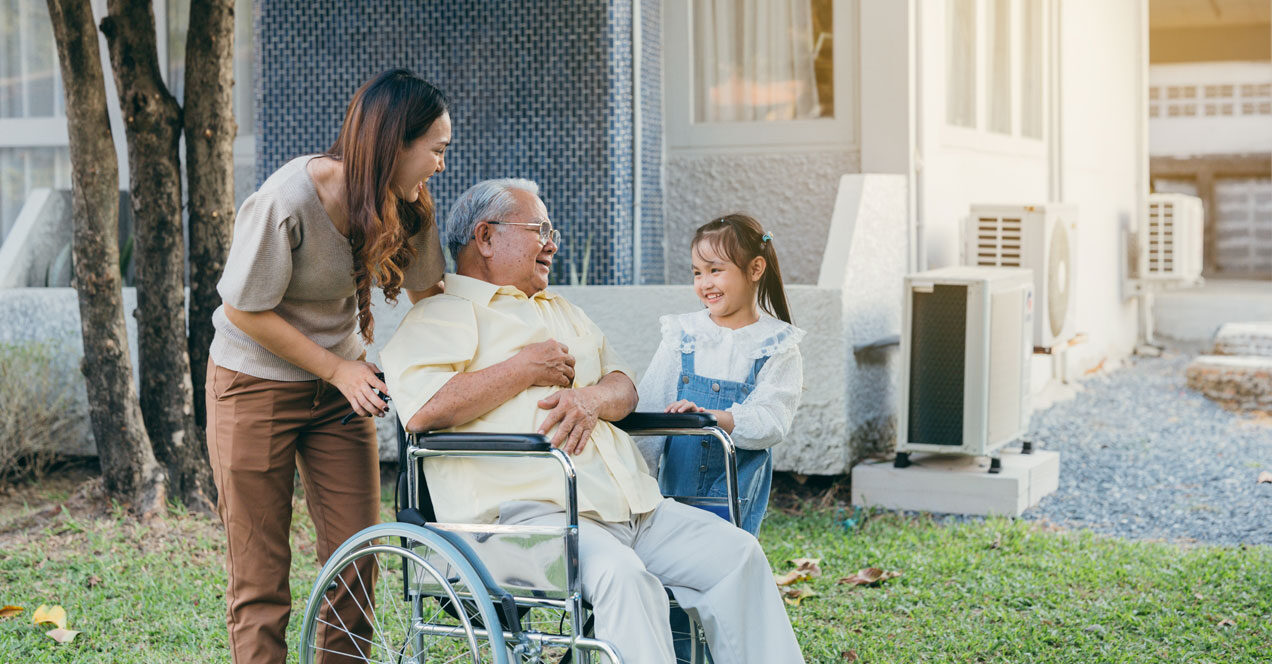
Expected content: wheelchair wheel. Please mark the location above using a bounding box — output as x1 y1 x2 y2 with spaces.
298 522 508 664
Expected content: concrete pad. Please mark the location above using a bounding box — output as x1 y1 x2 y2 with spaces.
1213 322 1272 357
851 449 1060 517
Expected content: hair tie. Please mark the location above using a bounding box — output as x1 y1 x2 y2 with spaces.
761 232 773 244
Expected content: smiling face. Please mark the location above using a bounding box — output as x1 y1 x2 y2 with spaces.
485 189 557 296
391 111 451 203
692 239 765 329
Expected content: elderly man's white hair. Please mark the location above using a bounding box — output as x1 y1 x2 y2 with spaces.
443 178 541 258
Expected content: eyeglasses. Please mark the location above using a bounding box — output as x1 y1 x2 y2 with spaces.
485 220 561 246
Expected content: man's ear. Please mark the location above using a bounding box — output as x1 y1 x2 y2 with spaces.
749 255 767 282
473 221 497 259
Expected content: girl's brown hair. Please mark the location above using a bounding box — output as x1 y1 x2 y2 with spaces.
692 214 792 324
326 69 449 344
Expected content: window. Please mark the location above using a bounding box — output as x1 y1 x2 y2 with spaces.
665 0 856 150
0 0 70 243
945 0 1046 144
946 0 977 128
986 0 1011 134
0 0 255 246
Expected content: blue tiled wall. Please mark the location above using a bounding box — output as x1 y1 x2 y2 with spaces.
255 0 664 285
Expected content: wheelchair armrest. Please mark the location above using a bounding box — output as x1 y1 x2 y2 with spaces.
613 411 717 432
413 432 552 453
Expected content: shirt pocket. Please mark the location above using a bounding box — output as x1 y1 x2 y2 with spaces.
561 332 603 388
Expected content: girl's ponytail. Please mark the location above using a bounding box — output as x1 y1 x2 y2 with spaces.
692 214 793 324
757 231 792 324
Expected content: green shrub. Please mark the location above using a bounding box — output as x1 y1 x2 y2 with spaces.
0 341 75 485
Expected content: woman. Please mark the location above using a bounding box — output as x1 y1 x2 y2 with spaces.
205 69 450 663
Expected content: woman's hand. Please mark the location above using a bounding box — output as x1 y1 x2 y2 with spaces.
328 359 390 417
515 340 575 387
664 399 705 414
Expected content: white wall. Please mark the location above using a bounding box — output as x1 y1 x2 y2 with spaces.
906 0 1144 377
1149 62 1272 157
663 151 861 284
1055 0 1145 369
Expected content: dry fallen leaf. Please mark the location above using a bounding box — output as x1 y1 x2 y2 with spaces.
85 575 102 589
32 605 67 630
1257 471 1272 484
1217 618 1236 628
838 567 903 586
781 587 817 606
46 628 80 644
774 558 822 586
0 606 23 619
842 650 859 662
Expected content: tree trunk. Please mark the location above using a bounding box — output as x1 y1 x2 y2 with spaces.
46 0 166 517
101 0 212 512
184 0 236 441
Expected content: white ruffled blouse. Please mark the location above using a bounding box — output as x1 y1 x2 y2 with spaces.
635 309 805 473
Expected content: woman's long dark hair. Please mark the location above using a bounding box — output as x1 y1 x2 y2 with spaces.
325 69 449 344
692 214 792 324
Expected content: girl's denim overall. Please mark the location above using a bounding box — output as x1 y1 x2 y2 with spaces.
661 341 773 662
658 340 774 535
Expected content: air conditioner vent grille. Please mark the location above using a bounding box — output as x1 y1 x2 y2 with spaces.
1148 201 1176 273
974 216 1023 267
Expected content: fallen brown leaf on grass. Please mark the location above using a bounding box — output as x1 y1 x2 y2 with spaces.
1257 471 1272 484
1217 618 1236 628
46 628 80 644
0 605 23 619
85 575 101 589
774 558 822 586
781 587 817 606
838 567 903 586
32 604 67 630
841 650 859 662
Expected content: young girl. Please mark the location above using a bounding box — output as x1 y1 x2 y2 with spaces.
637 213 804 536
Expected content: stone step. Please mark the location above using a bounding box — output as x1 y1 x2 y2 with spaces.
1185 354 1272 412
1213 322 1272 357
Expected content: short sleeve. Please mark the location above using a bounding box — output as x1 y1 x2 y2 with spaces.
381 296 480 429
400 220 446 291
218 192 299 312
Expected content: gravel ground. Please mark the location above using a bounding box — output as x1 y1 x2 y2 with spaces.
1021 347 1272 546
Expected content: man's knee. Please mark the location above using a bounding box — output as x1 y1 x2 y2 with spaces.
588 553 665 600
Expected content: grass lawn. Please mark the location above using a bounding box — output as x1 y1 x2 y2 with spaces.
1 472 1269 663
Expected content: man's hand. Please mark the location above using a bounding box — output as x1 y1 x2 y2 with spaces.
516 340 575 387
537 388 602 455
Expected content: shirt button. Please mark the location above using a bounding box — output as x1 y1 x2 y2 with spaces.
711 383 720 392
701 441 710 448
699 465 707 471
682 375 690 384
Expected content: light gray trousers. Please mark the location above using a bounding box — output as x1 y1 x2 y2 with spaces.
498 498 805 664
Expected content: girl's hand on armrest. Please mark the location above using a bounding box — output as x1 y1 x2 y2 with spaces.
664 399 704 414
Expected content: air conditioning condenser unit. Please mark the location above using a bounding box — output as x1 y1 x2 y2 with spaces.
895 266 1033 469
965 204 1077 350
1143 193 1203 284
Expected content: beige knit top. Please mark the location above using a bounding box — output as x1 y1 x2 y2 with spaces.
210 155 445 381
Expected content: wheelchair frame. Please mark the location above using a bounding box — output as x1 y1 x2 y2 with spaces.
299 411 742 664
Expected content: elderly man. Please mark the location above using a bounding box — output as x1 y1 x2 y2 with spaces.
380 178 804 663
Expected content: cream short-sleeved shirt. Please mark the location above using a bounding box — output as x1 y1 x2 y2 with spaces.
381 273 664 525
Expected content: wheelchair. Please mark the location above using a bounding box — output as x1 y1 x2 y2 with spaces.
297 409 744 663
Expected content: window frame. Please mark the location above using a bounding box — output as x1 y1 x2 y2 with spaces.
663 0 859 153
